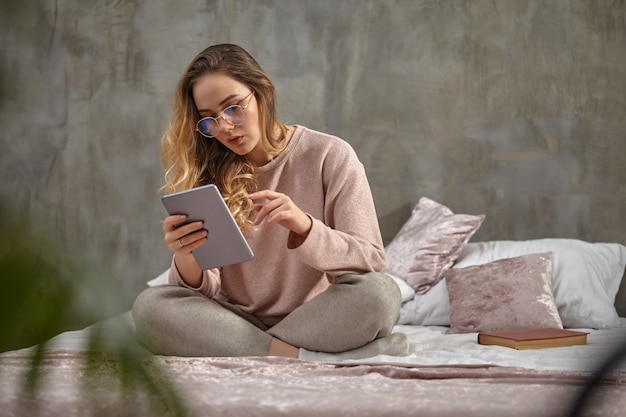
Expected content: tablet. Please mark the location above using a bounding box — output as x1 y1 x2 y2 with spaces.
161 184 254 269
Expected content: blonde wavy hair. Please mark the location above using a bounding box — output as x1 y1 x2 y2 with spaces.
161 44 288 230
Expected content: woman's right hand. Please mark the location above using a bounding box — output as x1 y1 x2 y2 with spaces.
163 215 208 255
163 215 208 287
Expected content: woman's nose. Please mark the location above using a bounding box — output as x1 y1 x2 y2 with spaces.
217 117 235 133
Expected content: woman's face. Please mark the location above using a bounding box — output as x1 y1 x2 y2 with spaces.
192 72 265 163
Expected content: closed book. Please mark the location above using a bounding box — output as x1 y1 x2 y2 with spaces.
477 328 589 350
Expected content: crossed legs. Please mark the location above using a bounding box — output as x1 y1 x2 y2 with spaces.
132 272 405 360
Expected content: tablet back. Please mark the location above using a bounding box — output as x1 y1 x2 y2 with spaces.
161 184 254 269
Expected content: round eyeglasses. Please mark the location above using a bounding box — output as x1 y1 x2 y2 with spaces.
196 91 255 138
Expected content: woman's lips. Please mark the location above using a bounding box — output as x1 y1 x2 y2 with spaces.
228 136 243 145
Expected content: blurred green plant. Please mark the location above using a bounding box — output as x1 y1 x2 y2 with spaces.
0 200 189 416
0 204 72 352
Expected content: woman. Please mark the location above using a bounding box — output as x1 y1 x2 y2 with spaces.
132 44 408 361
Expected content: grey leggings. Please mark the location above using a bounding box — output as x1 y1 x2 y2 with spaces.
132 272 401 357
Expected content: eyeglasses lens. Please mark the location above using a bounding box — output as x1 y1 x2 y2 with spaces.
197 119 214 137
197 105 246 137
223 105 245 124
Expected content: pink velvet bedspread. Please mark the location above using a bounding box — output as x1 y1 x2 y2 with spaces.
2 349 626 417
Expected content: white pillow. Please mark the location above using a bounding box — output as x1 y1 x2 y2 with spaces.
147 269 170 287
397 278 451 326
387 273 417 303
398 239 626 329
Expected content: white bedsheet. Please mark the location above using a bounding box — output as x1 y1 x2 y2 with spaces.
351 320 626 372
30 313 626 373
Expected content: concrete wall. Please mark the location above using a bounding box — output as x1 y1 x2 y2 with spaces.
1 0 625 317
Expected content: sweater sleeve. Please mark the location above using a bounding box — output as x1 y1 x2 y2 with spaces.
168 256 222 298
289 140 386 277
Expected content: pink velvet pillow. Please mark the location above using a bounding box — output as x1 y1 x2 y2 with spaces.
445 252 563 334
385 197 485 294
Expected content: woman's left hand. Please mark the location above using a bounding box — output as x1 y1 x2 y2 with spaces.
249 190 312 237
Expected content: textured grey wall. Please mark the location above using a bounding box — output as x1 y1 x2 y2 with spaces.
1 0 625 318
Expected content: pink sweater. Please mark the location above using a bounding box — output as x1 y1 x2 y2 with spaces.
169 125 386 324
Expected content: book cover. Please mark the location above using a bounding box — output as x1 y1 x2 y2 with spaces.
477 328 589 350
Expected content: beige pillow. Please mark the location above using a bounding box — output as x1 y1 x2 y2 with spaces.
446 252 563 334
384 197 485 294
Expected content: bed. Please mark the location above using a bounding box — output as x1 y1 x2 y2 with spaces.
2 198 625 417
